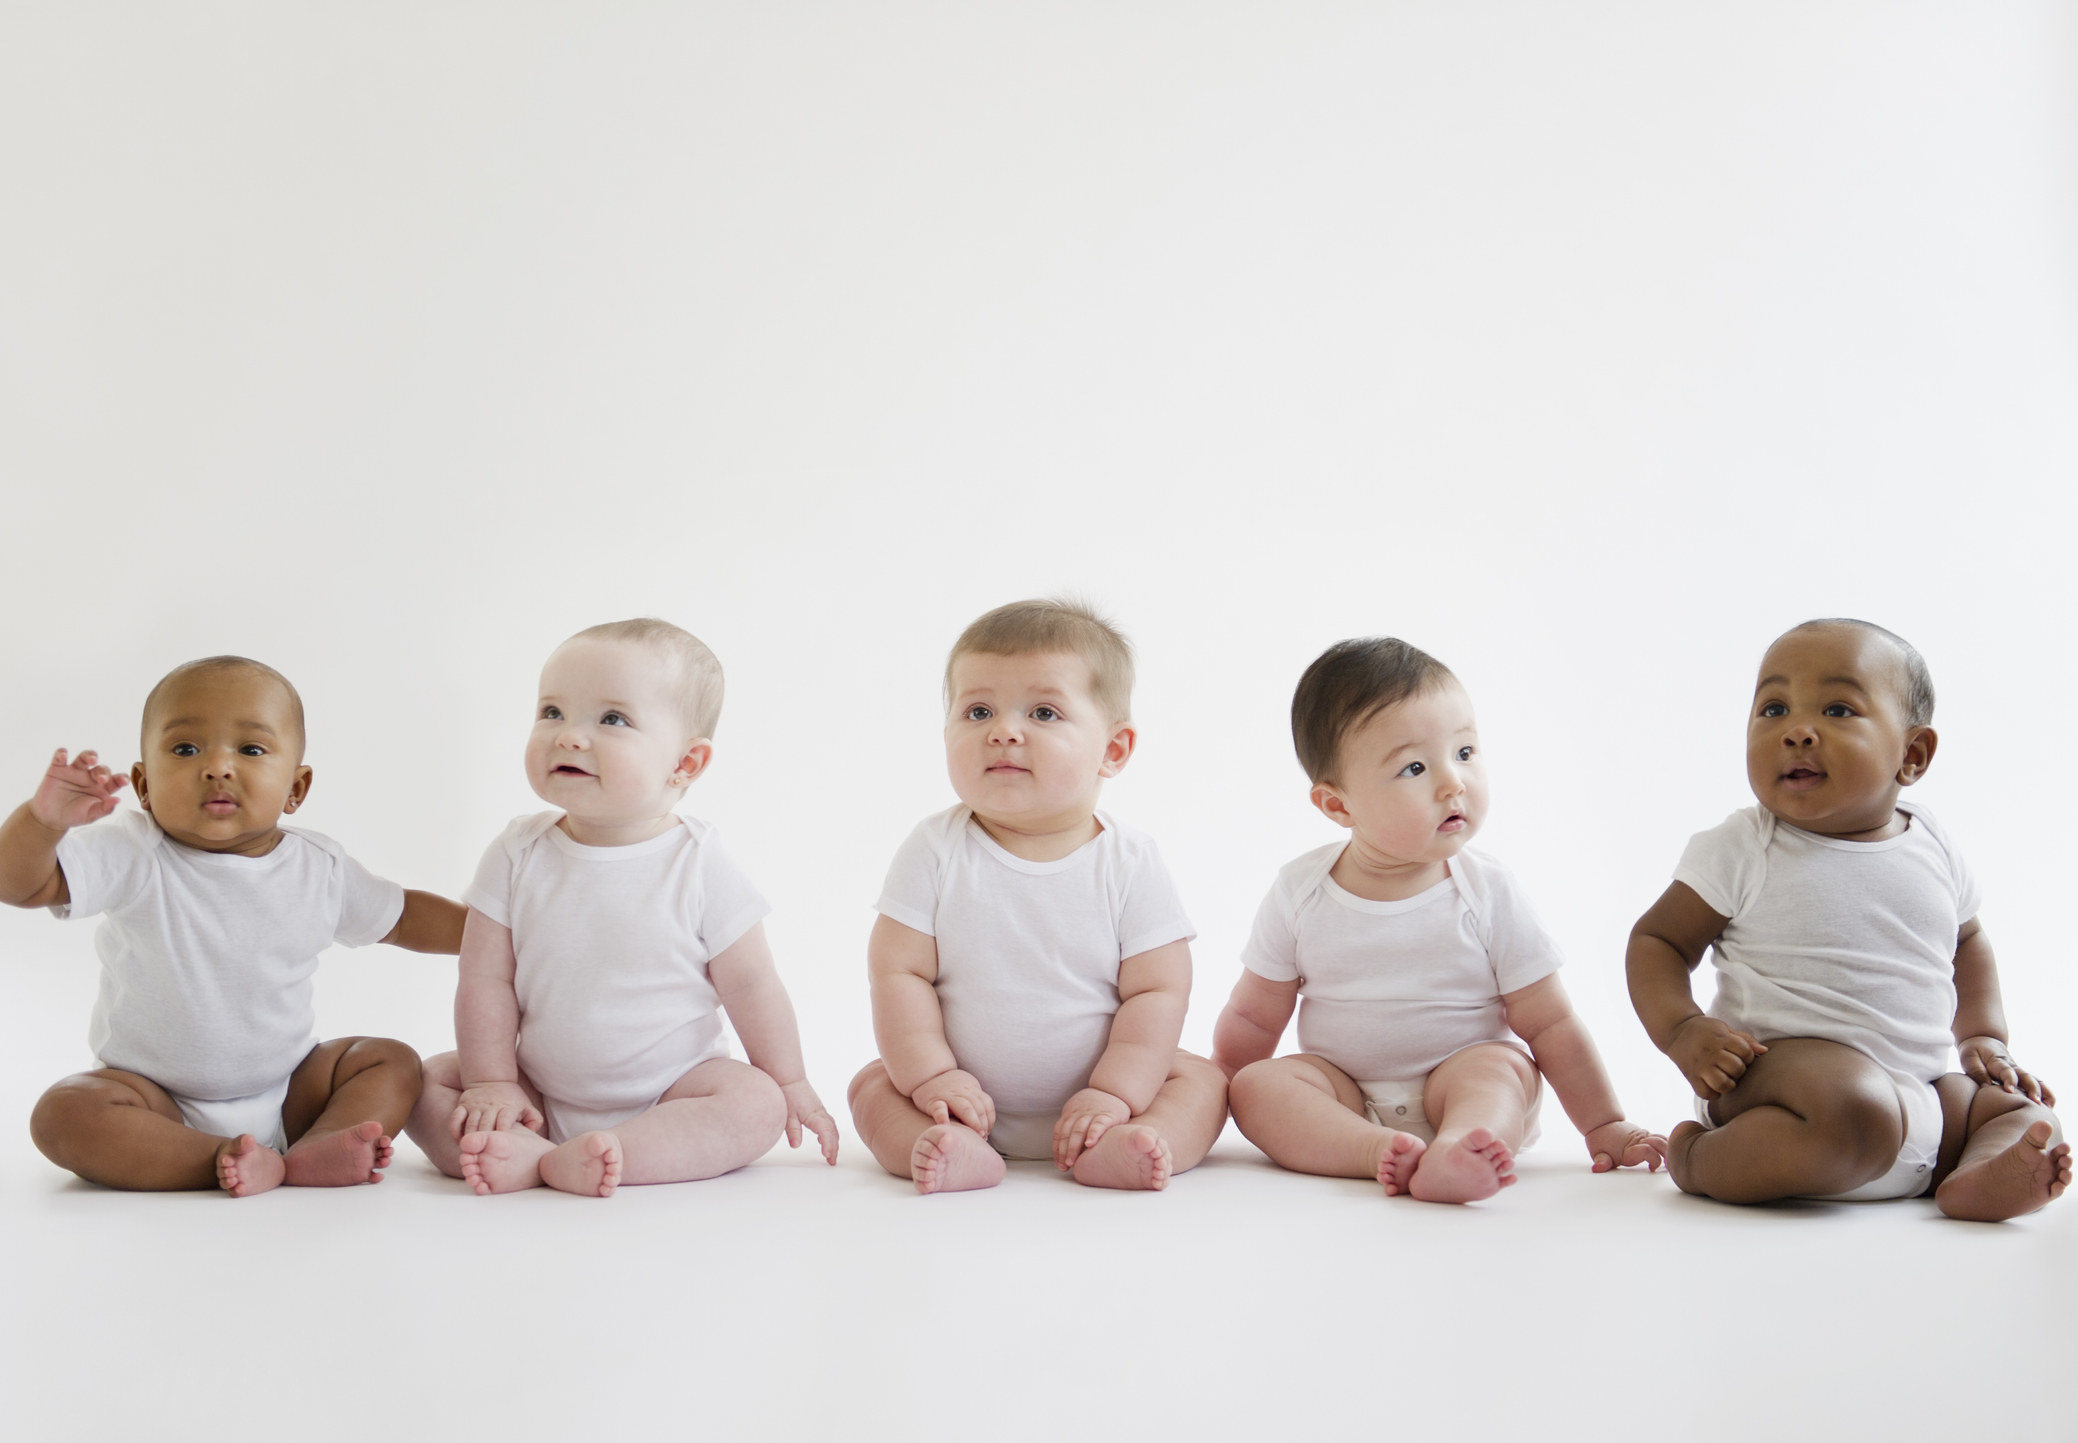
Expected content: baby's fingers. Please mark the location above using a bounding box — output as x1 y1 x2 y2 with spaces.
810 1111 840 1163
448 1103 469 1140
785 1113 803 1148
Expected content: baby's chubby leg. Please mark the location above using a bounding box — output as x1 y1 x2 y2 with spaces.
30 1068 276 1194
1931 1076 2070 1222
546 1057 787 1195
847 1061 1005 1194
278 1037 422 1187
1408 1043 1537 1204
1228 1053 1426 1196
1666 1037 1904 1203
1070 1051 1228 1192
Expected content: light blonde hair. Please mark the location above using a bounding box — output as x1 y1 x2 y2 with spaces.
944 598 1135 725
565 617 725 739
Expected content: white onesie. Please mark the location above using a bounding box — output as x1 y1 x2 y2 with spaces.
53 807 405 1149
1675 800 1977 1201
465 811 769 1143
875 806 1196 1160
1241 843 1562 1143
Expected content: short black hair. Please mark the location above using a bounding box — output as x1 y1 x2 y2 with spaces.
1781 618 1936 728
1291 637 1456 783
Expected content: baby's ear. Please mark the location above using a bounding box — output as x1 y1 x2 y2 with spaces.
1309 781 1353 829
129 762 151 812
1896 725 1938 786
672 740 714 787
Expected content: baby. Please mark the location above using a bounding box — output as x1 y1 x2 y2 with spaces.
0 656 464 1197
1628 618 2069 1219
406 618 837 1197
1214 638 1664 1203
847 599 1227 1193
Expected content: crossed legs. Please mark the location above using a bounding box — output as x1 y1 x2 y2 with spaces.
29 1036 421 1197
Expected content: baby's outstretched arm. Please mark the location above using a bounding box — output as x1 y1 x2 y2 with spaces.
381 891 466 954
1627 882 1767 1098
1953 917 2054 1105
451 908 545 1138
1503 973 1665 1171
0 748 127 908
710 922 839 1163
1211 969 1299 1080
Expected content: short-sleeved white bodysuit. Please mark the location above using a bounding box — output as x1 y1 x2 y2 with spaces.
875 806 1196 1160
466 812 769 1143
53 808 406 1149
1674 799 1978 1200
1241 843 1563 1144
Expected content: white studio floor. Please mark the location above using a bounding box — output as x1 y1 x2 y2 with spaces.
4 1096 2070 1442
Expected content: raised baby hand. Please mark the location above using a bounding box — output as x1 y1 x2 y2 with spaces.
450 1082 545 1139
780 1079 841 1164
1668 1015 1767 1097
1584 1119 1667 1172
1053 1087 1130 1171
910 1068 994 1138
1960 1036 2056 1106
30 748 127 830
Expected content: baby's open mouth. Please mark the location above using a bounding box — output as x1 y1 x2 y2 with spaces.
552 765 593 777
1438 812 1466 831
1782 766 1825 790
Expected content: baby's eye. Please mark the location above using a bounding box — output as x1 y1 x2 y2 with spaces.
1398 760 1426 778
1823 703 1855 719
1759 701 1788 718
171 742 198 757
600 712 629 727
1031 705 1061 722
540 705 562 721
1456 745 1475 762
964 704 992 721
239 744 266 757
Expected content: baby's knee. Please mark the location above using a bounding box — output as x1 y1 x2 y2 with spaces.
742 1067 788 1141
1811 1084 1907 1173
345 1035 423 1084
846 1059 893 1113
1227 1058 1282 1114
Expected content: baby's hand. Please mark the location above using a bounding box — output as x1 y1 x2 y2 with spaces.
449 1083 545 1140
30 748 127 832
909 1068 994 1138
780 1079 840 1164
1584 1119 1667 1173
1668 1015 1767 1098
1960 1036 2056 1106
1053 1087 1130 1171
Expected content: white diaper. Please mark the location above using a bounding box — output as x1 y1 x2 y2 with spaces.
1357 1073 1543 1151
1693 1069 1942 1201
172 1078 291 1153
986 1111 1058 1162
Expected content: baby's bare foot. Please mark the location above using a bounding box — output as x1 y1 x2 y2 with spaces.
1373 1130 1427 1197
910 1123 1005 1195
1071 1123 1173 1192
1936 1122 2072 1222
1409 1127 1516 1204
540 1132 623 1198
1666 1120 1708 1195
458 1129 551 1195
282 1120 390 1187
215 1134 285 1197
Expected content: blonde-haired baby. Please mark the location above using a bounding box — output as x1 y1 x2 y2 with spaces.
848 599 1227 1192
1214 638 1663 1202
407 619 837 1196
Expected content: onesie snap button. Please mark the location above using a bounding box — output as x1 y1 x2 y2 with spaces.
1394 1105 1408 1116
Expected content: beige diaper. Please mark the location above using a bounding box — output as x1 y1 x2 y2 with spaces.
1357 1072 1543 1151
1693 1068 1941 1202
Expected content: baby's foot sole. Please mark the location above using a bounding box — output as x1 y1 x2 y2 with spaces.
215 1134 285 1198
282 1120 389 1187
1408 1126 1515 1204
1936 1122 2071 1222
540 1132 623 1198
1375 1130 1427 1197
458 1129 550 1195
1071 1123 1173 1192
910 1124 1005 1195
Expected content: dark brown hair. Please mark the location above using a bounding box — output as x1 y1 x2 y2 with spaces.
1779 618 1935 729
1291 637 1456 783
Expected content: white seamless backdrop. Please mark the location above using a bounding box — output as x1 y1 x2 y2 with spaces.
2 6 2072 1440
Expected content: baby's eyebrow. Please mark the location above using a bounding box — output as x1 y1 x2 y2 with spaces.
1818 675 1870 693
